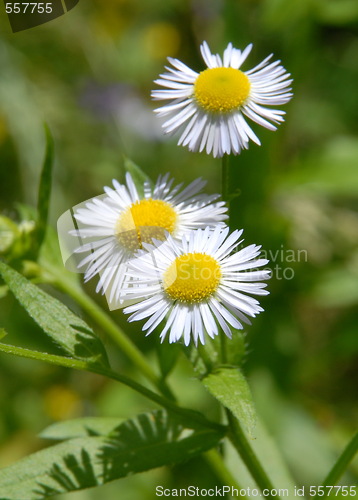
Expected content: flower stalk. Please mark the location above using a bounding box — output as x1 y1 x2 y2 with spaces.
322 431 358 492
226 410 281 499
221 154 230 215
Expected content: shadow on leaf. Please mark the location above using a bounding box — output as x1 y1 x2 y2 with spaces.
34 449 98 497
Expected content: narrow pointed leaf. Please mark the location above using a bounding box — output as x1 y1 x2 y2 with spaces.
0 411 224 499
0 261 108 367
36 125 55 255
123 156 152 197
202 366 257 437
322 431 358 488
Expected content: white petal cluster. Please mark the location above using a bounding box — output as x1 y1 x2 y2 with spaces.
121 226 270 345
152 41 293 158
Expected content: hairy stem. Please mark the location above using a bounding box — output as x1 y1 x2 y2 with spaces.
227 410 280 499
221 154 230 219
0 342 225 433
204 448 245 495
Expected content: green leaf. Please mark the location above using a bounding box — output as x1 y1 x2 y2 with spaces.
202 367 257 438
36 125 55 255
123 156 152 197
40 418 124 441
0 436 105 499
0 411 224 499
0 261 108 367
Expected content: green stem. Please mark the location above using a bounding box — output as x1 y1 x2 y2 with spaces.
220 155 229 365
221 154 230 218
220 332 228 364
322 431 358 491
46 265 174 400
204 448 245 495
197 343 213 373
0 342 225 433
203 330 272 494
226 410 280 500
220 154 229 365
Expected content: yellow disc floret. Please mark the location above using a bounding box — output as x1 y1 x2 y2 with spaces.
163 252 222 303
116 199 177 251
194 67 251 113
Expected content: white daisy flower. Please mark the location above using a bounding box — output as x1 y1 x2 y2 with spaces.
70 173 227 308
152 41 293 158
122 226 270 346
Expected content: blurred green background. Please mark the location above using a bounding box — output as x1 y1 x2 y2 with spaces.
0 0 357 498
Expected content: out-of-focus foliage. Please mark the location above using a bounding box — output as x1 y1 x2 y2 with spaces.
0 0 357 497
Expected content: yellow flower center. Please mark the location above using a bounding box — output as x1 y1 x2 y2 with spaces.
163 252 222 303
116 199 177 251
194 67 251 113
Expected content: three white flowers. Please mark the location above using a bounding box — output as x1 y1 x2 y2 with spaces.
67 40 291 344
